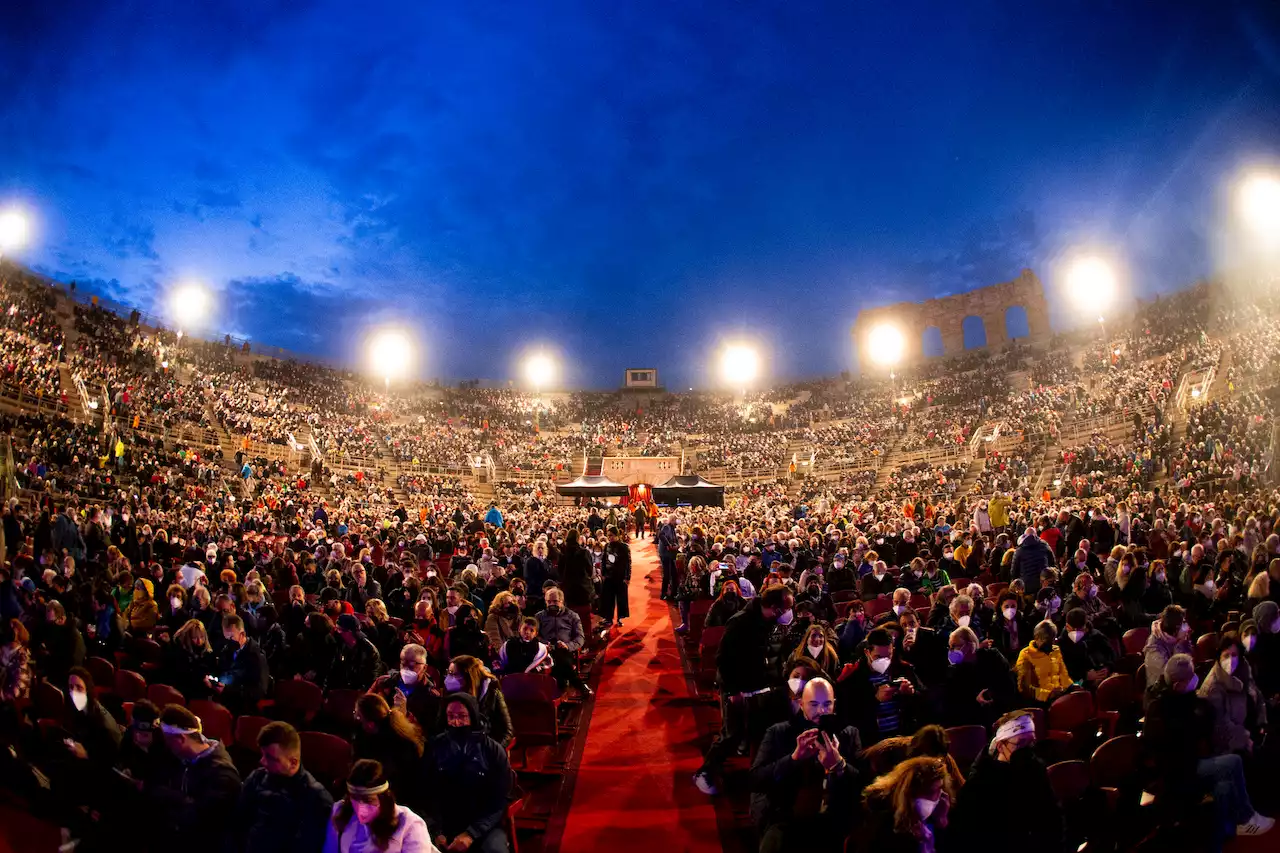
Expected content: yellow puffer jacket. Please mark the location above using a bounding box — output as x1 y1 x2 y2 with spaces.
1014 642 1073 702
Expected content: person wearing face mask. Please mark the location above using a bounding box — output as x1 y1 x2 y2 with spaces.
938 626 1015 728
163 619 218 701
893 611 946 688
1142 605 1194 707
1198 635 1267 757
859 755 952 852
706 579 748 628
1057 608 1114 685
61 666 123 770
948 710 1063 849
694 584 795 795
858 560 896 602
234 721 334 853
749 678 861 852
423 695 512 853
796 578 837 625
441 655 512 748
125 577 160 636
212 613 271 713
326 759 436 853
874 588 913 629
1032 586 1064 630
786 625 840 680
936 593 984 642
482 590 522 651
835 627 921 746
535 587 592 696
1012 525 1055 591
1248 600 1280 703
1014 620 1073 704
1145 654 1275 843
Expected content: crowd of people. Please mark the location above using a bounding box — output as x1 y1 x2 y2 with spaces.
3 266 1280 852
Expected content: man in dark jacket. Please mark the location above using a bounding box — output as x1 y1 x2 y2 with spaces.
948 709 1064 850
600 526 631 626
343 563 382 610
749 678 861 852
657 518 678 600
1011 527 1055 590
834 627 923 745
425 692 513 853
694 584 794 795
153 705 243 853
330 613 384 690
214 614 270 714
232 721 332 853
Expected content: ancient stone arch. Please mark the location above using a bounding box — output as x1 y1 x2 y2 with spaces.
852 269 1050 372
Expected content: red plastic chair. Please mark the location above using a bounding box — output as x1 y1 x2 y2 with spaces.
500 672 561 702
85 657 116 694
1047 690 1095 733
115 669 148 703
1090 734 1143 790
33 681 65 723
189 699 234 745
321 688 363 730
503 672 561 770
268 679 324 724
864 597 893 619
1096 673 1136 715
147 683 186 708
985 583 1008 600
908 593 931 610
505 797 526 853
1193 632 1220 664
132 637 164 672
1121 627 1150 656
834 600 856 620
299 730 353 792
234 714 272 753
1047 760 1091 806
945 725 988 772
830 590 858 604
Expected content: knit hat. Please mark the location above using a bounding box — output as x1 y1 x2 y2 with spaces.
1163 653 1195 686
1252 601 1279 634
336 613 360 633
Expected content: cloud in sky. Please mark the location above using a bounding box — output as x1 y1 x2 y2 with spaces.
1 0 1279 386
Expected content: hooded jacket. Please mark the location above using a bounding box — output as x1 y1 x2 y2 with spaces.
1198 657 1266 755
425 692 513 844
1141 620 1192 704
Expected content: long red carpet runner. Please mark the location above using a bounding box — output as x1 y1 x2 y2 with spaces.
556 541 723 853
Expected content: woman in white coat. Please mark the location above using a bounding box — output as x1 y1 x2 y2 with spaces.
324 759 440 853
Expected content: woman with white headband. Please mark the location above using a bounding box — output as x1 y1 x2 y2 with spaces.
946 710 1064 850
324 758 437 853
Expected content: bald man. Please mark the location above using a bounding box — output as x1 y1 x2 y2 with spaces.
749 678 861 853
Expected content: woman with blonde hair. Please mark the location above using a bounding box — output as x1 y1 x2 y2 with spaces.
788 623 841 679
163 618 217 699
858 756 951 851
483 590 522 650
675 556 710 634
1247 572 1271 612
364 598 401 663
353 693 425 803
443 654 512 747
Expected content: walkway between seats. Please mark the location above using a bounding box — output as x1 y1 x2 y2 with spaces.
556 540 723 853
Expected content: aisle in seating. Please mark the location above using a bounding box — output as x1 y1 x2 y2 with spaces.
556 541 723 853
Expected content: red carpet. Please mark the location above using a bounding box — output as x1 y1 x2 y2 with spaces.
556 540 723 853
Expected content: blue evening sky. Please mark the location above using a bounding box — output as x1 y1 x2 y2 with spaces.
2 1 1279 388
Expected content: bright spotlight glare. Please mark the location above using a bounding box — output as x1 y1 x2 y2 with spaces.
867 324 906 366
719 344 760 387
1066 257 1117 310
524 353 556 389
169 283 211 329
368 328 413 381
1239 172 1280 235
0 210 29 253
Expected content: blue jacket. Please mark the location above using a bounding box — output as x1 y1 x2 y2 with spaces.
1012 535 1055 587
484 507 504 528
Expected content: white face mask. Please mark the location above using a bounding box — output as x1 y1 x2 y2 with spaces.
447 605 460 615
170 597 182 610
874 572 885 581
1002 607 1017 620
1068 630 1085 644
1244 635 1257 651
71 690 88 712
869 657 891 674
807 642 824 657
914 796 939 819
400 667 419 685
893 604 906 615
956 615 970 628
1221 655 1238 674
776 609 794 626
788 677 804 695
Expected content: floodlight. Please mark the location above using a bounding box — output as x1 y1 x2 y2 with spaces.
1066 257 1118 310
1239 171 1280 235
368 328 414 385
524 352 556 390
719 344 760 387
169 282 211 330
866 324 906 366
0 210 29 253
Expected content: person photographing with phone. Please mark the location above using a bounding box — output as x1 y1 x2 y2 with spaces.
835 627 923 746
749 678 861 853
